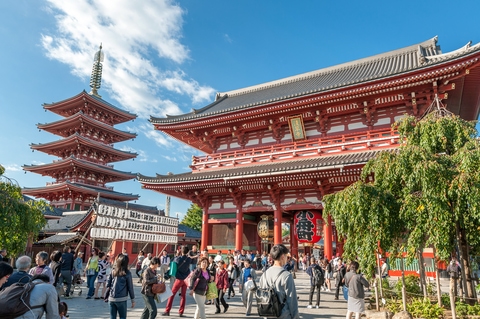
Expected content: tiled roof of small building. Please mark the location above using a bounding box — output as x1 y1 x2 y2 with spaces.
37 232 92 245
178 224 201 239
138 149 385 183
43 211 90 233
151 37 480 123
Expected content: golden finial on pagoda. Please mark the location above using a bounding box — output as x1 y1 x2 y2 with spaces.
89 44 104 98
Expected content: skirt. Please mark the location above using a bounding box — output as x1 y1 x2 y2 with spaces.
347 296 365 312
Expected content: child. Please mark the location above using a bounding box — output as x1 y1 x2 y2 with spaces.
59 301 68 319
243 275 256 316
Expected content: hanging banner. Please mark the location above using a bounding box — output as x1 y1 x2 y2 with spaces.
293 210 323 245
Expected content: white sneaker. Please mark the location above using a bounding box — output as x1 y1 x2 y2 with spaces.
316 305 319 309
307 305 312 309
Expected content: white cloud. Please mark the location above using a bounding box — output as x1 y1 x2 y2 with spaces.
42 0 215 119
119 146 149 162
3 164 22 172
161 155 177 162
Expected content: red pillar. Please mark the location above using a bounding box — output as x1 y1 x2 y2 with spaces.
324 215 333 260
290 220 298 257
274 205 282 245
235 207 243 251
200 207 209 251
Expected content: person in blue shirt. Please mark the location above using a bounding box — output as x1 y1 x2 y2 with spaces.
239 259 257 310
2 256 32 288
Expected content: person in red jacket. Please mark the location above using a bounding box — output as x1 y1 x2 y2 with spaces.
214 260 229 314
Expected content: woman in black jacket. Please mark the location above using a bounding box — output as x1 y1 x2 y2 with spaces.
189 257 212 319
140 257 160 319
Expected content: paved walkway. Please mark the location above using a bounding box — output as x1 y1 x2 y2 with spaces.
64 270 350 319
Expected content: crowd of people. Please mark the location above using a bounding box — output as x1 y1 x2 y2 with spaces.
0 244 382 319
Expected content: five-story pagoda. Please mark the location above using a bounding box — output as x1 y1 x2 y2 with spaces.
23 46 139 210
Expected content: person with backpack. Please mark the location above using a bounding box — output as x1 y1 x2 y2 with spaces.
8 274 60 319
0 261 13 289
2 257 31 289
257 244 299 319
306 257 323 309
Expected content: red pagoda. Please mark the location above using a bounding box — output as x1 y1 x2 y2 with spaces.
23 46 139 210
138 37 480 259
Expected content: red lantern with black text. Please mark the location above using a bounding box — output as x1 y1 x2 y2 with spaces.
293 210 323 245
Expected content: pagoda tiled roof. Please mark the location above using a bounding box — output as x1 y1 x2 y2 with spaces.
37 111 137 142
43 90 136 124
23 181 139 201
30 133 137 162
151 37 480 124
138 149 387 184
23 156 136 180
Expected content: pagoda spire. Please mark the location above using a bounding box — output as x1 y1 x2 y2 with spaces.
89 44 104 98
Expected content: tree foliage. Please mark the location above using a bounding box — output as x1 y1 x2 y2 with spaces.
0 165 48 257
324 112 480 286
180 203 203 232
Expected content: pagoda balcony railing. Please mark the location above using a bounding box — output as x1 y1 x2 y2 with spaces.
46 180 114 191
53 157 115 169
191 127 399 171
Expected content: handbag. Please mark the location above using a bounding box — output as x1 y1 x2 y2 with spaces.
206 282 218 300
152 281 166 294
343 285 349 300
169 261 177 277
184 270 195 288
86 268 96 276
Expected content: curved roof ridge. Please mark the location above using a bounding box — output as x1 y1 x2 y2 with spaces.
217 37 439 98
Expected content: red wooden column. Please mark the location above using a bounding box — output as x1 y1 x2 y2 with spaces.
274 204 282 245
324 215 333 260
290 220 298 257
200 207 209 251
235 207 244 251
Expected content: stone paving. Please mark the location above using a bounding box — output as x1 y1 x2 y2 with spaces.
64 270 350 319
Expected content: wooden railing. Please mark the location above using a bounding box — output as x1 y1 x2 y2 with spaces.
190 128 399 171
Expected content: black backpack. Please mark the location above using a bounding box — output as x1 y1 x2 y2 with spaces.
0 281 45 319
312 266 324 286
256 269 286 318
234 264 241 279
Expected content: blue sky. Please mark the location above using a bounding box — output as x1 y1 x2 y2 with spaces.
1 0 479 220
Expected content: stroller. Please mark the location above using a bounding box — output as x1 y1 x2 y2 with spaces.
70 273 83 296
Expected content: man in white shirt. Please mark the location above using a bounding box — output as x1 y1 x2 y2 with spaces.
214 250 223 263
160 251 171 280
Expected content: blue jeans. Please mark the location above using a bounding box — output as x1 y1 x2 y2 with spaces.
140 294 157 319
87 273 98 297
110 300 127 319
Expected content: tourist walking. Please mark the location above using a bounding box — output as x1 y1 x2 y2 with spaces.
136 251 145 281
226 256 238 299
94 252 110 299
240 259 257 307
243 275 256 316
188 257 211 319
334 257 346 300
49 251 63 296
59 246 74 299
162 246 192 317
306 257 323 309
214 260 229 314
140 256 160 319
29 251 54 284
106 254 135 319
86 247 100 299
344 261 369 319
159 250 170 281
258 244 299 319
73 252 84 278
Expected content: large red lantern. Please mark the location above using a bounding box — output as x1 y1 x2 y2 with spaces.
293 210 323 245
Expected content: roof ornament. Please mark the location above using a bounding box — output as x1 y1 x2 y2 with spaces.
89 44 104 98
421 94 453 120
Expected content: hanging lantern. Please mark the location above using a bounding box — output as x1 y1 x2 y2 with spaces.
293 210 323 246
257 215 274 241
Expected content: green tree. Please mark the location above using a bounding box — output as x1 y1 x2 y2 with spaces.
180 203 202 232
0 165 48 257
324 108 480 301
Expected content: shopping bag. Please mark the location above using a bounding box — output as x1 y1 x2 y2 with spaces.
169 261 177 277
343 285 349 301
206 282 218 300
158 285 173 303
